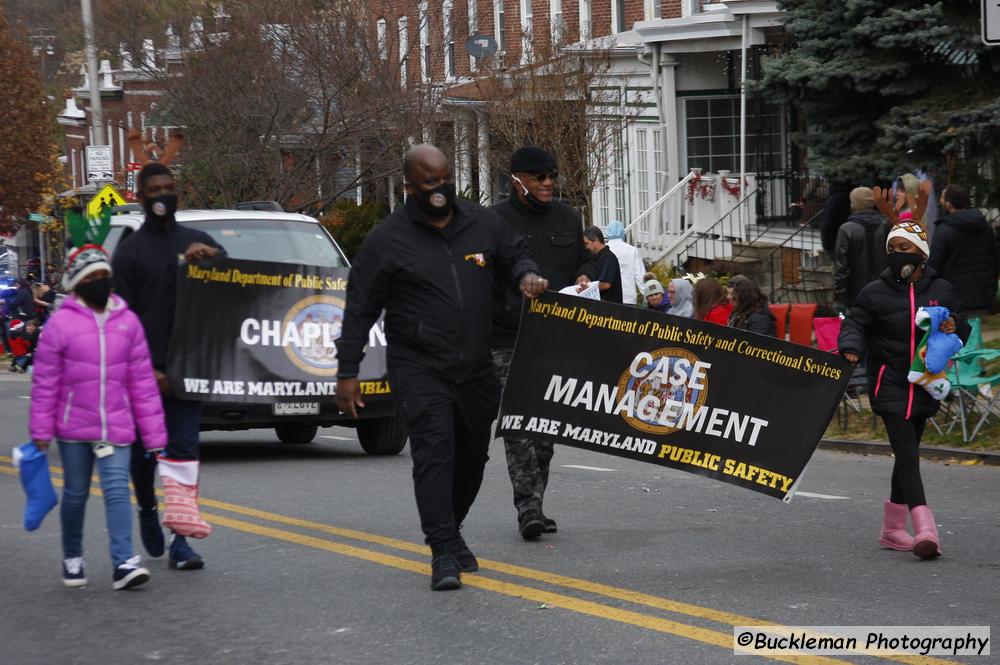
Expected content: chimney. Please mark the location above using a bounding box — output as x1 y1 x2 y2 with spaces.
143 38 156 69
120 43 133 71
99 59 115 89
190 16 204 49
166 24 181 51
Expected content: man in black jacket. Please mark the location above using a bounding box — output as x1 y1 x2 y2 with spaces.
834 187 890 312
928 185 999 313
490 145 593 540
583 227 623 304
335 144 545 591
112 162 223 571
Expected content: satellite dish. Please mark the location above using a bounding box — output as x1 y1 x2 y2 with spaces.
464 34 499 59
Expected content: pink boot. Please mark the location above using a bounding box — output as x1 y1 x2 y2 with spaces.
878 499 914 551
910 505 941 560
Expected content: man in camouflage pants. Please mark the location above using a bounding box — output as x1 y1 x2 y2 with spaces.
490 146 594 540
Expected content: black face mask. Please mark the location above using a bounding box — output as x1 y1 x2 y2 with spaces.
513 177 551 212
412 182 456 219
143 193 178 225
76 276 112 309
887 251 924 282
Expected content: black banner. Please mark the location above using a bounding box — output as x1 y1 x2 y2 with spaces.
166 257 386 402
498 292 851 500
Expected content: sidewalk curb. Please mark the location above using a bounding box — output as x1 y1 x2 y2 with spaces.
820 439 1000 466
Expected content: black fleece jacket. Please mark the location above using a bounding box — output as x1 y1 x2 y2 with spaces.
338 198 538 383
112 219 223 370
490 194 594 347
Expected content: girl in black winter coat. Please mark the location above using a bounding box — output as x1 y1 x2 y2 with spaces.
838 222 971 560
727 275 777 337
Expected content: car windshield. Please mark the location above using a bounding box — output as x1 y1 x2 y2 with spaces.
188 219 348 268
104 217 348 268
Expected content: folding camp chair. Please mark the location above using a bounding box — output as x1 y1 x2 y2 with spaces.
929 319 1000 442
789 303 817 347
813 316 842 353
769 303 789 340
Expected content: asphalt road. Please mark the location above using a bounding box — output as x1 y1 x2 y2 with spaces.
0 372 997 665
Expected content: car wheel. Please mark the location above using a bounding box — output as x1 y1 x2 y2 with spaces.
275 424 318 444
357 416 408 455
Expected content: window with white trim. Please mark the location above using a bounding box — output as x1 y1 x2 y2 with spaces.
494 0 506 54
443 0 455 79
419 0 430 82
376 18 388 61
550 0 564 45
612 0 626 33
683 96 784 173
398 16 409 87
644 0 661 20
520 0 533 64
468 0 479 71
579 0 591 41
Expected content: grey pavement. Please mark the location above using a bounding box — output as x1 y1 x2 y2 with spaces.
0 374 997 665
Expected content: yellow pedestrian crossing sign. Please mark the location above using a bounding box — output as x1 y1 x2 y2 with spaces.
87 184 126 220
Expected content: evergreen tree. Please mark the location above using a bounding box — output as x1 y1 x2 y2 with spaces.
758 0 1000 208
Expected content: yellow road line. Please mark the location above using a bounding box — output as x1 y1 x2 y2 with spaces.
0 464 851 665
0 462 961 665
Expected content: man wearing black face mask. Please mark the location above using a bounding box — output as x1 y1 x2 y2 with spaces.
336 144 545 591
489 145 594 540
111 161 224 571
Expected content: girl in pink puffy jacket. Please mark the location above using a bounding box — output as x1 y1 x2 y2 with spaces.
29 245 167 591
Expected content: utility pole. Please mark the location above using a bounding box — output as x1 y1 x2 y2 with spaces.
81 0 105 146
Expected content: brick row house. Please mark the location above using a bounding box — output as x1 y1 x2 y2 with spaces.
371 1 806 259
56 2 806 271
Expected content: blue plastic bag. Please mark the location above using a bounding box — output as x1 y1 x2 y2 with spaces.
12 442 58 532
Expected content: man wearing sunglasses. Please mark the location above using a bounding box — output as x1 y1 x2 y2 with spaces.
490 145 595 541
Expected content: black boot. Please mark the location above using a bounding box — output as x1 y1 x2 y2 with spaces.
540 513 557 534
518 511 545 541
448 533 478 572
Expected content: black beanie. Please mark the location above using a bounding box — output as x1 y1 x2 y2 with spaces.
510 145 557 173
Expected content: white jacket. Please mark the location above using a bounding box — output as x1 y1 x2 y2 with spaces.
608 238 645 305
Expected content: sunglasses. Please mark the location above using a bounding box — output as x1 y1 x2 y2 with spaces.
522 171 559 184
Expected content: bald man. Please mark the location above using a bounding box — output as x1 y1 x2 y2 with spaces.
336 144 547 591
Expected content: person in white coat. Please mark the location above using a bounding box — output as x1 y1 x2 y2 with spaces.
605 221 645 305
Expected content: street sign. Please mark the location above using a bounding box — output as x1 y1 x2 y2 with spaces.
87 183 126 219
86 145 114 182
984 0 1000 45
124 162 142 201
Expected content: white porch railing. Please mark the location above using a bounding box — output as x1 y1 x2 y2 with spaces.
622 170 696 260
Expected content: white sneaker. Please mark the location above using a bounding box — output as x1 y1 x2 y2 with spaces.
62 557 87 588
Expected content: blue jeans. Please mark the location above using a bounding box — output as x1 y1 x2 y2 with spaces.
59 441 134 567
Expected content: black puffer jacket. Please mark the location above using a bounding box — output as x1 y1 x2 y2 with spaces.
729 307 777 337
833 209 890 310
838 266 971 420
928 208 999 311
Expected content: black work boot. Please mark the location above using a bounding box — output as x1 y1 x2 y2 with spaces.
448 533 478 572
540 513 558 534
518 511 545 541
430 550 462 591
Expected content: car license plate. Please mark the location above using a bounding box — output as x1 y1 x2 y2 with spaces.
273 402 320 416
